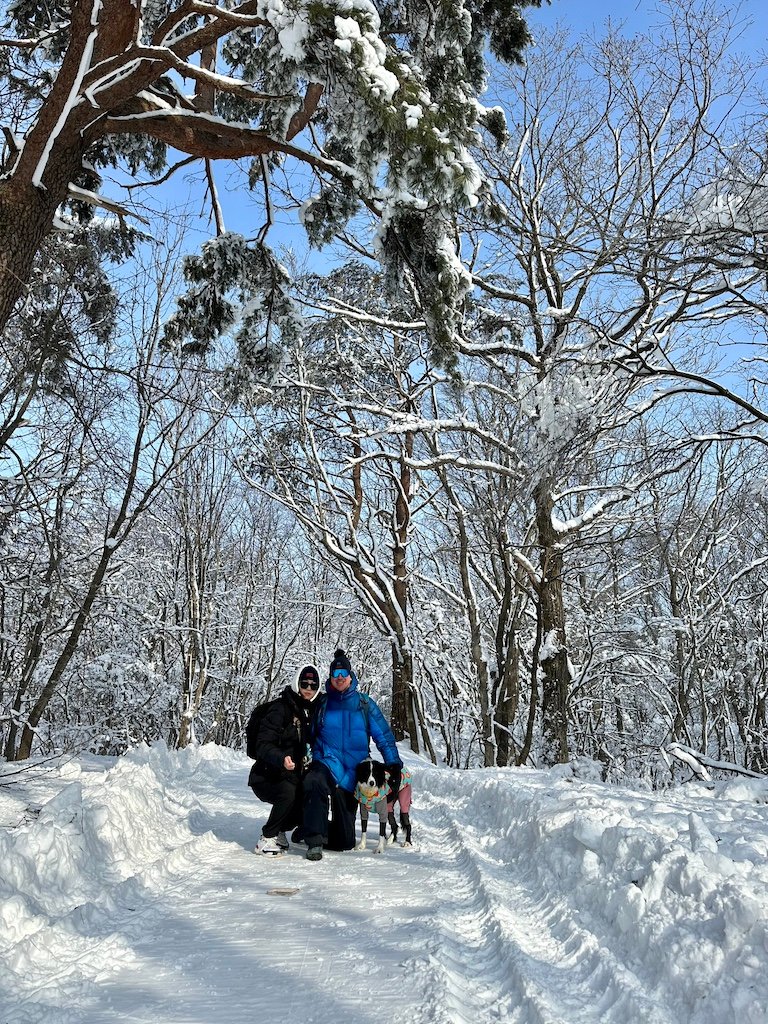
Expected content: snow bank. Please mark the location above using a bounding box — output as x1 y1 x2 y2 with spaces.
0 743 241 1019
418 761 768 1024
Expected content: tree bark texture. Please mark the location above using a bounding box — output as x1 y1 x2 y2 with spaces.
534 481 571 765
389 431 419 749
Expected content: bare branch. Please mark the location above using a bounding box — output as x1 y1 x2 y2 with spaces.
0 36 41 49
286 82 324 141
205 159 225 236
123 154 198 190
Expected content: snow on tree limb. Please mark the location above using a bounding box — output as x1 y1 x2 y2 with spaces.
0 0 539 371
666 743 766 781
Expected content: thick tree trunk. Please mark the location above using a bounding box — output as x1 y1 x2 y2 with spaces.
534 481 571 765
391 644 419 752
0 155 82 334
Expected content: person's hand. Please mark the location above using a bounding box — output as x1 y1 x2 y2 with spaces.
284 755 296 771
385 764 401 794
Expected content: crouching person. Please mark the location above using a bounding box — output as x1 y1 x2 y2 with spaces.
248 665 323 855
303 648 402 862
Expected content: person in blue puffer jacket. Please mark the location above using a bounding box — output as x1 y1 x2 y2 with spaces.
302 648 402 861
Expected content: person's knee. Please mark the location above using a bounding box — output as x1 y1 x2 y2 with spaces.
304 765 331 797
250 780 269 802
338 788 357 811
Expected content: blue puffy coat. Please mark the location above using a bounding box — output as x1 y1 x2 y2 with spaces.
312 673 401 792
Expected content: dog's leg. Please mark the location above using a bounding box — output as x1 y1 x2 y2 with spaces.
356 804 368 850
400 811 412 847
387 808 398 845
374 799 388 854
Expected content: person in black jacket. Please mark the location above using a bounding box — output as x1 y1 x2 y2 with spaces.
248 665 323 855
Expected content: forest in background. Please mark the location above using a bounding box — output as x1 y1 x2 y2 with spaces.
1 0 767 785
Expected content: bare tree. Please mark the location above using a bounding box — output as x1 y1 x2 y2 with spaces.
458 1 768 763
237 264 441 754
0 238 228 759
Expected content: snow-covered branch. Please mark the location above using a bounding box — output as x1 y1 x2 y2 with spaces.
666 743 766 781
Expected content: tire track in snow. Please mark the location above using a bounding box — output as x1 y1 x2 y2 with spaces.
413 789 675 1024
405 806 526 1024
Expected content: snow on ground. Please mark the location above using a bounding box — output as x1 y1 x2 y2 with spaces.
1 744 767 1024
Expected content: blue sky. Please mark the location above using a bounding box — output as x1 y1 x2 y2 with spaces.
114 0 768 273
530 0 766 43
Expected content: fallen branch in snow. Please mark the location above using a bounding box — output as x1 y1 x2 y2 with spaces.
0 752 78 785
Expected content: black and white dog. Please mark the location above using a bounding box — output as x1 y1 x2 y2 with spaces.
353 758 413 853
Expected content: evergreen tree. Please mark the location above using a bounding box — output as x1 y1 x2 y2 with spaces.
0 0 538 374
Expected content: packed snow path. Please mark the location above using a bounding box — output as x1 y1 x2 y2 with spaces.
2 745 767 1023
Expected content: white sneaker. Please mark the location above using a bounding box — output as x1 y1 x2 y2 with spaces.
255 834 283 856
275 831 289 850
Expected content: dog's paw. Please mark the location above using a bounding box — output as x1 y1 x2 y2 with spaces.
355 839 367 851
373 840 387 855
386 833 396 845
400 839 414 849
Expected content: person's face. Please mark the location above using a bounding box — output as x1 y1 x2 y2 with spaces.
331 669 351 692
299 680 319 698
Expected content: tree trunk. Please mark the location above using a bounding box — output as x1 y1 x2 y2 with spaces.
391 643 419 752
493 638 520 766
14 544 114 760
390 431 419 751
493 547 523 766
0 155 82 334
534 481 571 765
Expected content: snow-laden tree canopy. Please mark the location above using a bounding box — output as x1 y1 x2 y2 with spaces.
0 0 537 373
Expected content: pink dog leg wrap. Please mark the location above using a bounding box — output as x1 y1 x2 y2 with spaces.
388 783 412 814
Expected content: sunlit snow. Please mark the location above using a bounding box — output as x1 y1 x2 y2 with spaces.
1 744 767 1023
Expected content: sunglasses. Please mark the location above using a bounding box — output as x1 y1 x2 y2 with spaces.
300 680 320 691
332 669 349 679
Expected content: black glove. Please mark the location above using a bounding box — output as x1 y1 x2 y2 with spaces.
385 764 402 796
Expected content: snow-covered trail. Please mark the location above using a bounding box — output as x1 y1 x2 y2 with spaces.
2 745 768 1024
417 794 671 1024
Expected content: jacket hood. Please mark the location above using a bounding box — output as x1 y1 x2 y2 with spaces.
292 664 321 702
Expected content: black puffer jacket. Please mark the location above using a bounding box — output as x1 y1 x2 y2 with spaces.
248 686 322 785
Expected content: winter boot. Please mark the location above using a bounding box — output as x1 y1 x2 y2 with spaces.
255 833 283 856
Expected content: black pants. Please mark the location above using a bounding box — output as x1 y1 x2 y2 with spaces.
249 771 302 838
303 761 358 851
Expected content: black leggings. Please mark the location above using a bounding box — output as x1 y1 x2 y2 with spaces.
303 762 358 850
249 774 302 838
